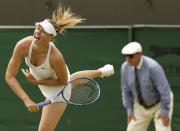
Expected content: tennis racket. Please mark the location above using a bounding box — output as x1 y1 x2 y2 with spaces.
37 77 100 107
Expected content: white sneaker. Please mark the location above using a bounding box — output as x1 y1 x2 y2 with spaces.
98 64 114 78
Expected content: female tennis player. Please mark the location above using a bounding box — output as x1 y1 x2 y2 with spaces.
5 6 114 131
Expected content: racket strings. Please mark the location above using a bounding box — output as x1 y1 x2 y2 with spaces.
70 80 100 105
72 86 96 102
71 85 95 102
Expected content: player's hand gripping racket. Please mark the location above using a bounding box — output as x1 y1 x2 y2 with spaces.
37 77 100 107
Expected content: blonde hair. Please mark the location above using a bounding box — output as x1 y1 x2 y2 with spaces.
48 6 84 33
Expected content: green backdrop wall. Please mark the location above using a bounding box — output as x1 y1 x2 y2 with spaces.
0 26 179 131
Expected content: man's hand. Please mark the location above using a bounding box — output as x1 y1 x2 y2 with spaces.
128 114 136 123
159 115 170 126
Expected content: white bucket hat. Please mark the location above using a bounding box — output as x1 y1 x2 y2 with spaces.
121 42 142 55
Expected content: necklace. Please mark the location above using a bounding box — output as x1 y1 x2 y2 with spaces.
33 44 48 57
40 50 48 57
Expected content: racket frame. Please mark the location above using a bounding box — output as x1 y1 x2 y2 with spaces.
37 77 100 107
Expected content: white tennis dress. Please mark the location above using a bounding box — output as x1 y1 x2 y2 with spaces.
25 42 71 102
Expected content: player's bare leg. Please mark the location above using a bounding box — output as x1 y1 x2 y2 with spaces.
38 103 67 131
70 64 114 80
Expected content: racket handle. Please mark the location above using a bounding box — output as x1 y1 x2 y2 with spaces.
37 100 51 107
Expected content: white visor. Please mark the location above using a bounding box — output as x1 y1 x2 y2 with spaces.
37 19 57 36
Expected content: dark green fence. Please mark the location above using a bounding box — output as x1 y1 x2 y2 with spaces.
0 26 179 131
